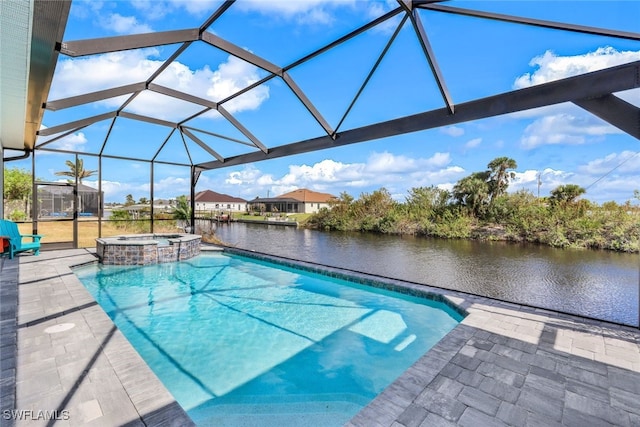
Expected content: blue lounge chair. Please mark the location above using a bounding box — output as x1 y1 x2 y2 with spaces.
0 220 43 259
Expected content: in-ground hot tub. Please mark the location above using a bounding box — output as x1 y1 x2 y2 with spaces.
96 233 201 265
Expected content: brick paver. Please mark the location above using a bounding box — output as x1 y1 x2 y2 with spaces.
1 250 194 427
2 249 639 427
350 294 640 427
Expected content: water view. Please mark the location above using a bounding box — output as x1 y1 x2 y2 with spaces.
214 223 640 326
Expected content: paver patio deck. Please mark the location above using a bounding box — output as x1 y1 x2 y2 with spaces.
1 249 639 426
1 250 193 427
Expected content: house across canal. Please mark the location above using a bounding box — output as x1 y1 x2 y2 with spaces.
248 188 337 214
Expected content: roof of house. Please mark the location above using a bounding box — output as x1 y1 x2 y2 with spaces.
247 197 299 204
78 183 100 192
193 190 246 203
275 189 336 203
40 183 100 194
154 198 174 205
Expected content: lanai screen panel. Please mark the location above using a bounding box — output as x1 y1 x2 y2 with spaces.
16 0 640 172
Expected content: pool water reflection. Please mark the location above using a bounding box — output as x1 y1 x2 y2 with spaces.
74 252 462 426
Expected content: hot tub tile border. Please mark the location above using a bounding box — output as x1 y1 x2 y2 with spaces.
96 234 201 265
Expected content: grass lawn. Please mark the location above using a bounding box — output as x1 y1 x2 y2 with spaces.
12 214 310 250
16 219 182 248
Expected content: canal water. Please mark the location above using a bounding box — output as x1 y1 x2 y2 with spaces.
213 222 640 326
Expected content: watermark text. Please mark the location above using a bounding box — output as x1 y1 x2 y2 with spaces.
2 410 70 421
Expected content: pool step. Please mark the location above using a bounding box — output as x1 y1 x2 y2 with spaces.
188 394 367 427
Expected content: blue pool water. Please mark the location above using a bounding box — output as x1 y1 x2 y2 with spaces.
74 253 463 426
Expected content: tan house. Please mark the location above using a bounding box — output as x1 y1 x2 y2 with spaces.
192 190 247 212
248 188 337 214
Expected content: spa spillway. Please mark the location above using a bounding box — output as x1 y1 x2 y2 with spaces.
96 234 201 265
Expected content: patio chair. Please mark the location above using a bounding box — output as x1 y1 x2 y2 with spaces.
0 220 43 259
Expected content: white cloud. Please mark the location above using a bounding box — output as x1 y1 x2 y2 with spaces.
82 179 139 202
206 56 270 113
99 175 194 202
49 51 269 121
512 168 573 188
520 113 621 149
127 0 221 20
365 152 413 173
365 151 451 173
578 150 640 175
55 132 89 150
225 166 267 185
69 1 102 20
234 0 357 24
514 47 640 89
129 1 169 20
51 49 162 98
509 168 577 198
170 0 221 16
365 1 402 34
154 176 189 193
406 166 466 189
88 150 640 204
512 169 540 186
510 46 640 131
102 13 153 34
122 91 206 121
283 159 361 184
131 0 372 25
581 177 640 203
36 126 88 152
256 174 276 186
72 1 218 30
509 162 640 203
465 138 481 149
440 126 464 137
215 151 464 200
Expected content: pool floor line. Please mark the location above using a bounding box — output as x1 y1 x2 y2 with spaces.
2 249 640 427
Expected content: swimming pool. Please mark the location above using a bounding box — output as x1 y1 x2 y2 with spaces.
74 252 463 426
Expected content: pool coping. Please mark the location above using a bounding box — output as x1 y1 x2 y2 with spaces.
3 248 640 427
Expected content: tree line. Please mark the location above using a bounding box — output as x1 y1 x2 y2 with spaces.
307 157 640 253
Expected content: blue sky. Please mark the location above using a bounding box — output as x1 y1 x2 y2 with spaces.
10 0 640 204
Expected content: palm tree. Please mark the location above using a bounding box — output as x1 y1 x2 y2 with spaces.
55 159 97 184
487 157 518 203
549 184 586 205
173 195 191 221
453 172 490 217
54 159 98 214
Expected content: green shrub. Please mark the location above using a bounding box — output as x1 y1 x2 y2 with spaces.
8 210 27 221
306 185 639 252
